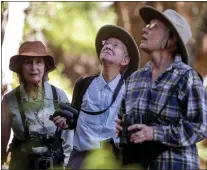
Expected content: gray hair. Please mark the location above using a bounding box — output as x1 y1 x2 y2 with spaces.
161 29 178 53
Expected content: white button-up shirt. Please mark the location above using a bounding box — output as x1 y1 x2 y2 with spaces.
2 82 74 166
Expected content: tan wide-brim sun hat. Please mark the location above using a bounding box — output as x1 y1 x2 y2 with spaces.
9 41 55 73
139 5 192 64
95 25 140 78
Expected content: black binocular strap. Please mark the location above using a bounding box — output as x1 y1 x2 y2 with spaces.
156 69 192 117
51 85 58 110
79 78 124 115
51 85 63 152
15 86 30 138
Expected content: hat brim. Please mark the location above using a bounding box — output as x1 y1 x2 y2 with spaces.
95 25 140 77
9 54 56 73
139 6 188 64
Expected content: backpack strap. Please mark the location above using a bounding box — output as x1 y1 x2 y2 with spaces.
72 75 99 109
51 85 58 109
15 86 30 139
72 74 124 115
80 78 124 115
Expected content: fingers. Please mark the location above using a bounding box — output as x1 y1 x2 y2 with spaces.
115 125 122 137
128 124 145 131
115 118 121 124
129 124 153 143
130 131 145 143
134 135 145 143
60 119 69 129
53 116 61 122
53 116 68 129
115 118 123 137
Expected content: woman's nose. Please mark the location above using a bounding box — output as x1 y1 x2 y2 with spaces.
31 62 37 70
142 26 149 34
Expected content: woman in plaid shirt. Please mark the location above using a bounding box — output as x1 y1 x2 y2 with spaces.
116 6 207 170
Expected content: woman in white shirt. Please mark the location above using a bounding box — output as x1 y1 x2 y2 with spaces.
2 41 73 170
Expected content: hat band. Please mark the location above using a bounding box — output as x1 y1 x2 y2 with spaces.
20 51 47 56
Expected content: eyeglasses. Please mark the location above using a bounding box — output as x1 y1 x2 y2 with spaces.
145 22 158 30
102 40 127 54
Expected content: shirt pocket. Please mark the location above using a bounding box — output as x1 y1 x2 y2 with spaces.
79 111 102 125
80 99 103 125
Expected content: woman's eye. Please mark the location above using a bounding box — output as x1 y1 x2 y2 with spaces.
36 58 44 64
36 60 41 64
24 60 31 64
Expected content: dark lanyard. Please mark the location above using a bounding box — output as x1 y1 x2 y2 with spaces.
80 78 124 115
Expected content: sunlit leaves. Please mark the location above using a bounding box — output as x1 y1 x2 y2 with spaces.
24 2 116 56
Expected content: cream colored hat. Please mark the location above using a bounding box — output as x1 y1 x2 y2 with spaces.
139 5 192 64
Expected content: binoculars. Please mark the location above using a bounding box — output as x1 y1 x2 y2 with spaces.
50 102 79 129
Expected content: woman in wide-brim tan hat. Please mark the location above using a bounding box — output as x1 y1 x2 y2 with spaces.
116 5 207 170
2 41 74 170
9 41 55 82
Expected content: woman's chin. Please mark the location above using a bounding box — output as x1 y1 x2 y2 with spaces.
139 43 147 49
139 44 150 54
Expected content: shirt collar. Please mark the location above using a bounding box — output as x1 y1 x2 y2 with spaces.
143 54 183 72
97 73 121 92
171 54 183 69
19 82 51 102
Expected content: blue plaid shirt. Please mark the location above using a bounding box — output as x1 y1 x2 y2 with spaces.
121 55 207 169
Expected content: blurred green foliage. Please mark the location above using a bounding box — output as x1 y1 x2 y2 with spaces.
1 1 8 14
24 2 116 56
22 2 117 95
48 63 72 97
81 143 143 169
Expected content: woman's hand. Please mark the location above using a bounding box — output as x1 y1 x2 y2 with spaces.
115 118 123 137
128 124 154 143
53 116 69 129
